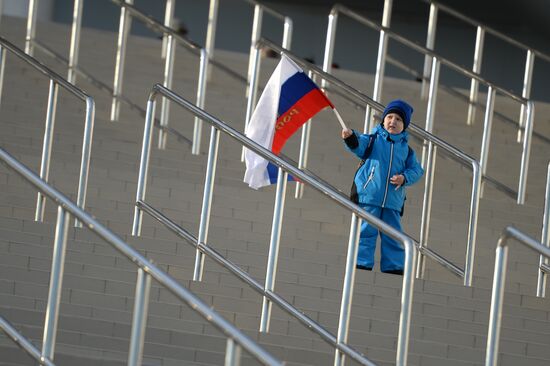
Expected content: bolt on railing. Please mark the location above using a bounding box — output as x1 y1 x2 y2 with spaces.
132 83 416 365
0 36 95 228
322 4 534 205
0 146 283 366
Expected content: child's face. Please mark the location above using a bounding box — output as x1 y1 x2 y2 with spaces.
383 113 404 134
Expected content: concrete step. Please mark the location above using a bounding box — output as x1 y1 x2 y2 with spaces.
1 13 549 366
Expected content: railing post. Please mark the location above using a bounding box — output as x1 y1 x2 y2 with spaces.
0 45 6 105
205 0 219 81
132 98 157 236
282 17 293 50
294 71 314 199
464 161 482 286
260 168 288 332
416 142 436 279
224 338 242 366
36 79 59 222
334 213 361 366
158 34 176 149
191 49 209 155
193 125 220 281
242 42 261 161
485 237 509 366
517 101 534 205
74 97 95 227
466 26 485 126
161 0 175 59
421 3 438 100
41 206 70 361
397 239 416 366
25 0 38 56
321 7 338 90
422 57 440 167
111 0 134 122
128 268 152 366
364 0 393 133
537 163 550 297
246 5 263 99
479 86 496 197
67 0 83 84
518 50 534 142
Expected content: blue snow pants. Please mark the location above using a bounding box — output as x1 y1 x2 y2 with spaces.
357 204 404 272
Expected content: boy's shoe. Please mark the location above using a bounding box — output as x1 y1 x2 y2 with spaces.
356 264 372 271
383 269 404 276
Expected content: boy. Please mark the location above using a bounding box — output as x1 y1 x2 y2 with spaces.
342 99 424 275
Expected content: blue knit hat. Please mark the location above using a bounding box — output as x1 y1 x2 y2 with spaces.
382 99 414 129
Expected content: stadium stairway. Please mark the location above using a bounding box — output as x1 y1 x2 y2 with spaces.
0 14 549 366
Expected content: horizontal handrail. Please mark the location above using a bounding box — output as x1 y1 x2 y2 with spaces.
111 0 201 55
0 36 90 102
537 162 550 297
136 200 376 366
331 4 526 103
0 35 95 227
486 226 550 365
147 84 415 253
242 0 289 21
135 83 415 365
0 147 283 366
0 315 56 366
109 0 209 154
423 0 550 64
323 4 535 206
257 38 480 285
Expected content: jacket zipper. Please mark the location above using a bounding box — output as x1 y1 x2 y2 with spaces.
381 143 394 207
363 166 375 189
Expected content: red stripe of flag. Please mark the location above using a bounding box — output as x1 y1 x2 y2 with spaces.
271 89 333 155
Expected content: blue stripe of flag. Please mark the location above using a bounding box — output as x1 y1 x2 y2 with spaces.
277 72 318 117
267 163 295 184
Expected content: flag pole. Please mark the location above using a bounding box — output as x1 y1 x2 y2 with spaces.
333 108 348 130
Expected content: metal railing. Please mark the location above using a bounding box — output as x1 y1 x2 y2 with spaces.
25 0 247 155
322 3 534 205
109 0 207 155
204 0 292 90
26 0 82 85
135 200 375 366
536 162 550 297
419 0 550 141
132 83 418 365
252 39 480 286
0 315 57 366
0 36 95 228
0 146 283 366
485 226 550 366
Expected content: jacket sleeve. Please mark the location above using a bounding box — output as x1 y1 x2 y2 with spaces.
343 130 373 160
402 148 424 186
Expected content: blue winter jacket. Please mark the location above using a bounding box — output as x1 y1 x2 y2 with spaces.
344 124 424 211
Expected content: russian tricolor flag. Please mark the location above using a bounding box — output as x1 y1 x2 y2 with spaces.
244 55 333 189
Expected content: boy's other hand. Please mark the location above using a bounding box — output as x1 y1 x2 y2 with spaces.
342 128 353 139
390 174 405 189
